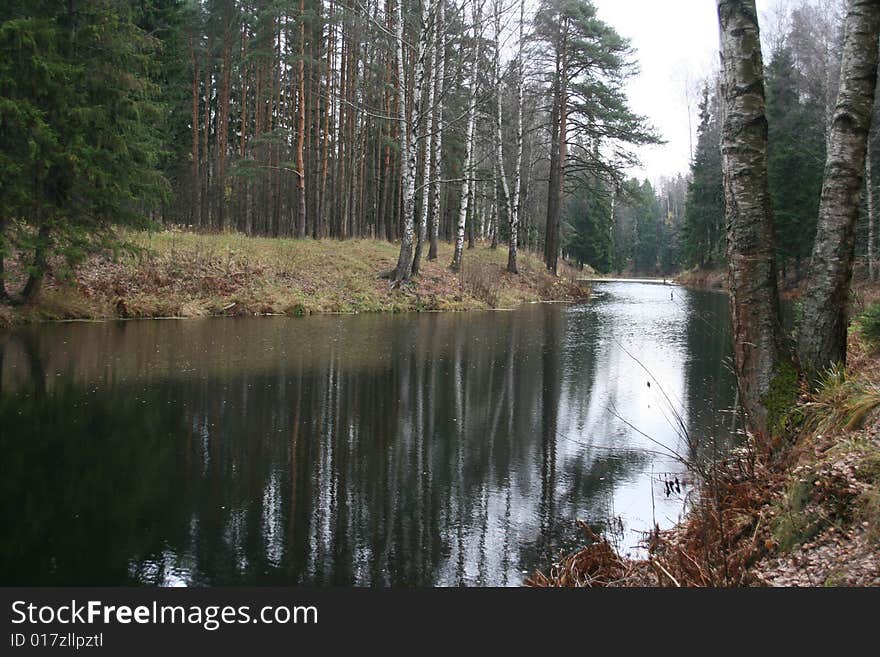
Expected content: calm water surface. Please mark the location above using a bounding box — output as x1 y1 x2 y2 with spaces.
0 282 737 586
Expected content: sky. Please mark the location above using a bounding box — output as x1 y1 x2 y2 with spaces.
591 0 775 183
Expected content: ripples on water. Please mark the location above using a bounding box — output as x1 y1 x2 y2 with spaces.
0 282 737 586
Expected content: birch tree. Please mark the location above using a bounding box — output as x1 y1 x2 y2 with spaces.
508 0 525 274
393 0 437 285
412 1 441 276
797 0 880 375
717 0 788 439
492 0 513 265
428 0 446 261
451 0 482 273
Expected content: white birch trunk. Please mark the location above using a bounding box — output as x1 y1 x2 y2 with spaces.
493 0 512 254
451 0 481 273
412 2 439 275
507 0 525 273
717 0 787 439
394 0 436 284
798 0 880 373
428 0 446 260
392 0 412 282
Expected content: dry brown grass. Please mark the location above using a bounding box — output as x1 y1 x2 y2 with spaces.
674 268 727 291
526 522 651 587
528 338 880 588
0 230 589 323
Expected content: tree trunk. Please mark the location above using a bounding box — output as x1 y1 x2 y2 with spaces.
189 29 201 227
797 0 880 375
394 0 415 285
393 0 435 285
507 0 525 274
428 0 445 261
493 0 511 256
544 19 567 276
202 29 212 228
451 0 481 273
0 214 7 301
22 224 51 304
296 0 307 238
717 0 788 439
412 2 440 277
869 154 876 281
217 14 232 231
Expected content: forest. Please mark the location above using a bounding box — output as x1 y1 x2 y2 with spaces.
2 0 880 591
2 1 878 292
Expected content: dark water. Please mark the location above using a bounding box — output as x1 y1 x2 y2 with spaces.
0 283 737 586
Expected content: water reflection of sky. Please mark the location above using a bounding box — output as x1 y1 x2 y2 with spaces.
0 283 737 586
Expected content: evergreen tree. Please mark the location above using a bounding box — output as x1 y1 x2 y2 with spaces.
683 83 724 269
765 43 825 280
0 0 169 301
632 180 661 273
563 182 612 273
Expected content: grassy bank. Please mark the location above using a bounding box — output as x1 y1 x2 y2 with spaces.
529 295 880 587
0 231 589 327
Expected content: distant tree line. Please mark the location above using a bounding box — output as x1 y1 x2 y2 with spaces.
0 0 660 301
4 0 875 298
568 0 880 283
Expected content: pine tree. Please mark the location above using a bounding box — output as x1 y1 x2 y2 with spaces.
533 0 658 275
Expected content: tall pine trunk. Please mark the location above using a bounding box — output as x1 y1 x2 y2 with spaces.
797 0 880 375
544 19 568 276
296 0 307 238
189 30 201 227
217 12 232 231
717 0 788 439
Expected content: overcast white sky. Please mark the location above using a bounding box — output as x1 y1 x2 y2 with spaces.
591 0 775 183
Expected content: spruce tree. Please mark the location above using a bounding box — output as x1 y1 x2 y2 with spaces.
683 84 724 270
0 0 168 302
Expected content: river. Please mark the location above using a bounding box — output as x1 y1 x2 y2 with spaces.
0 282 738 586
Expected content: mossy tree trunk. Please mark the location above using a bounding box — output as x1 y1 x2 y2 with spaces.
717 0 789 440
797 0 880 376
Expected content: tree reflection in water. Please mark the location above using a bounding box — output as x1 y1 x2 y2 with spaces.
0 283 738 586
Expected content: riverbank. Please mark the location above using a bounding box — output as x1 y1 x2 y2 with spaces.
0 231 589 327
528 311 880 588
674 267 727 291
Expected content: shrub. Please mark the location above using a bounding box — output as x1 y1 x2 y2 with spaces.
859 303 880 345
